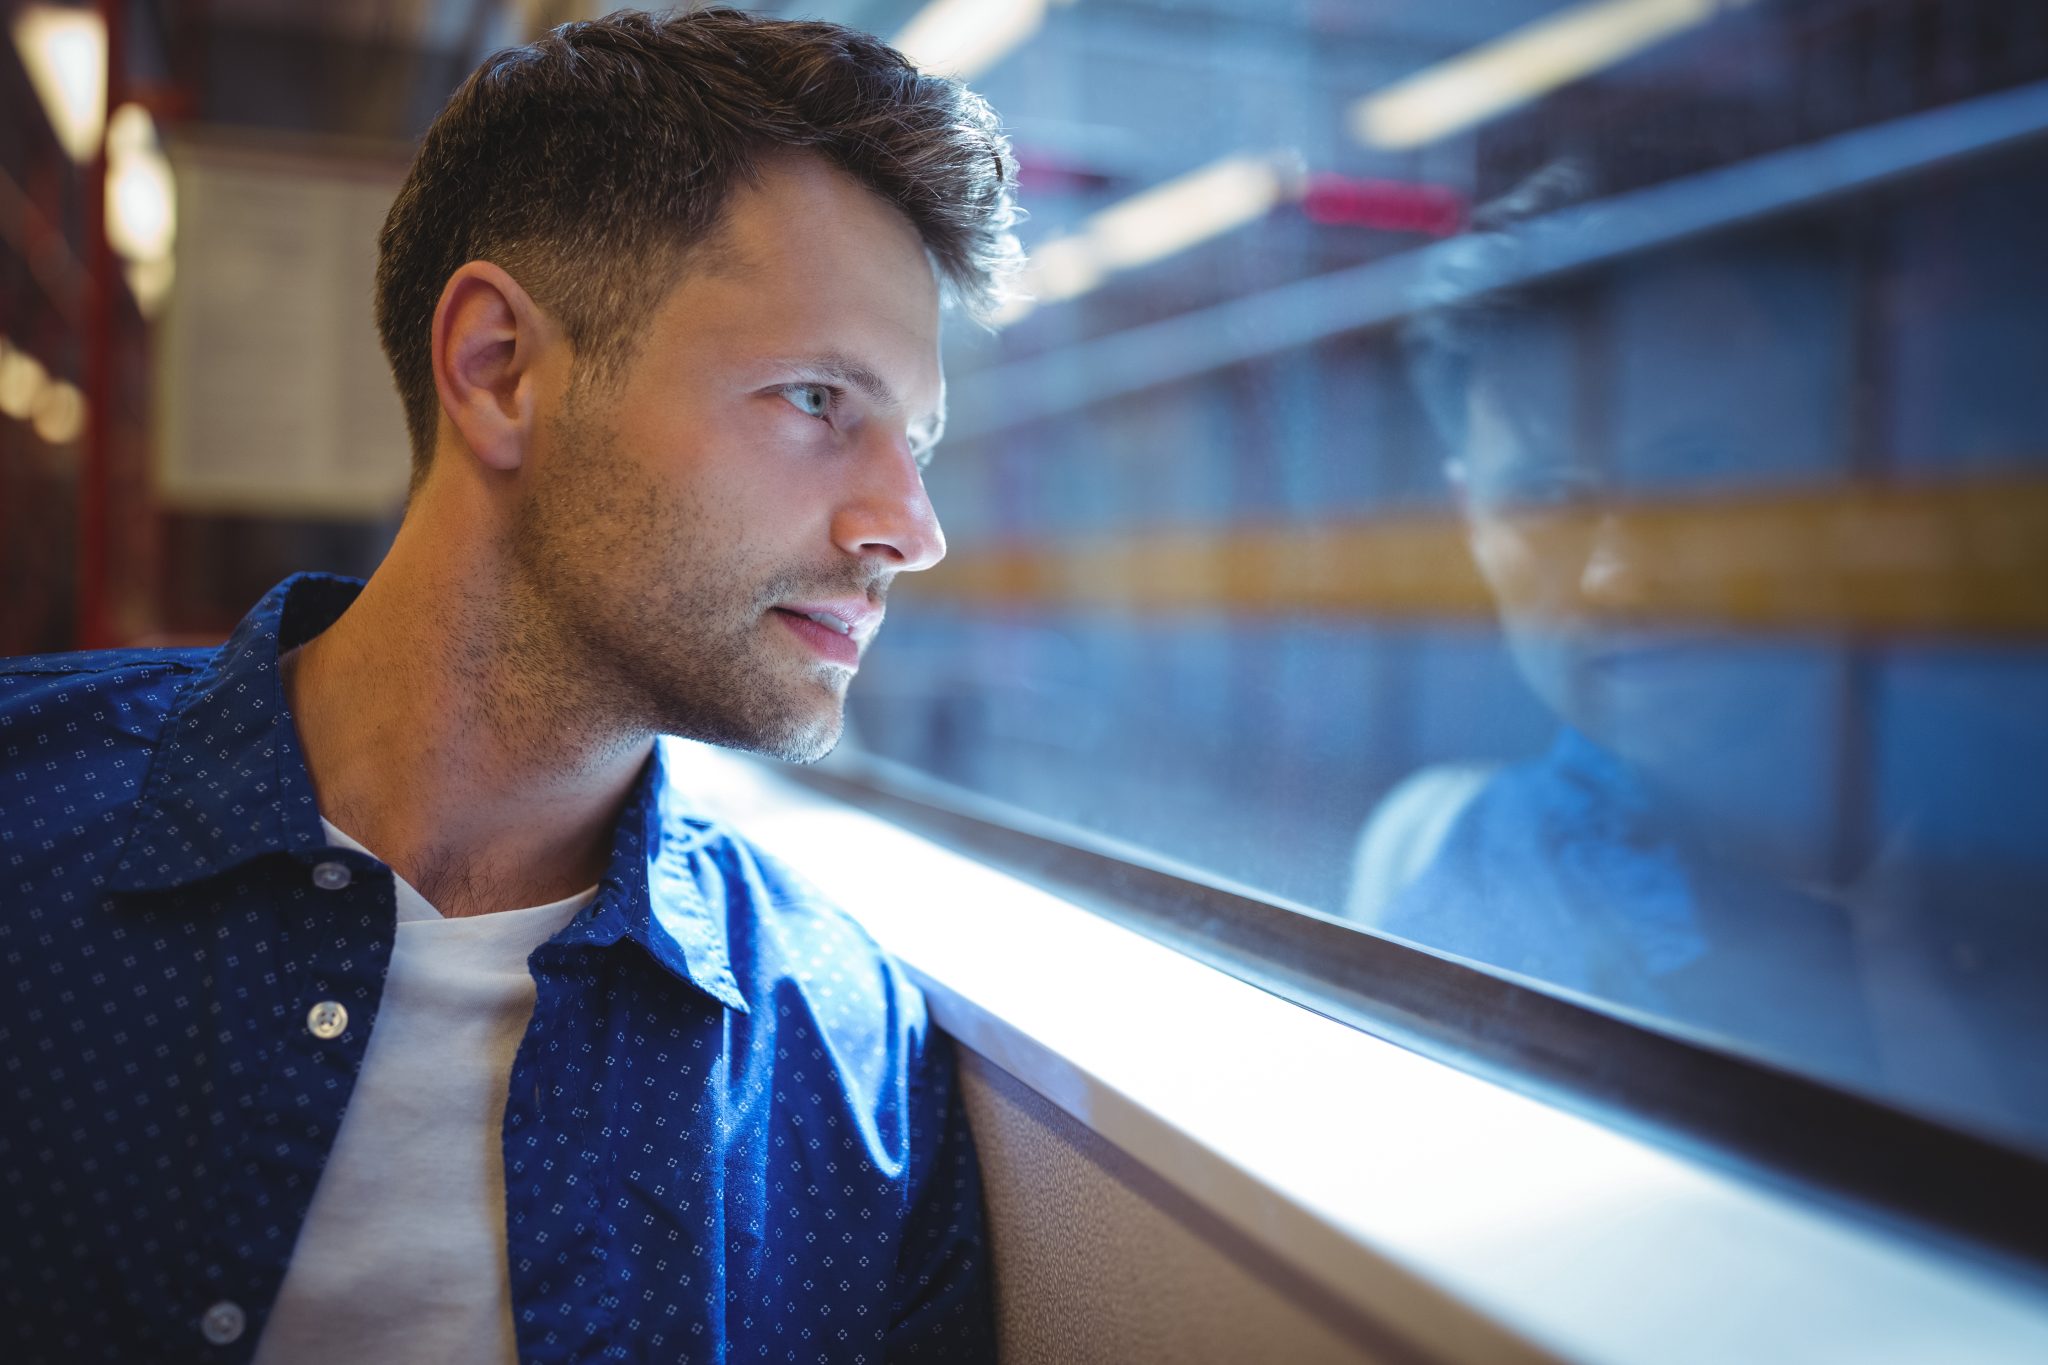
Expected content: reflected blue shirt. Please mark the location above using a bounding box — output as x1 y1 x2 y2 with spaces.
0 574 994 1364
1383 727 1877 1078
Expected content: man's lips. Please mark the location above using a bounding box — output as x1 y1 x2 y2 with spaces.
773 599 881 643
769 600 879 668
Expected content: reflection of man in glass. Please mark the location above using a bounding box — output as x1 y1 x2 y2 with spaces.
1345 167 1950 1097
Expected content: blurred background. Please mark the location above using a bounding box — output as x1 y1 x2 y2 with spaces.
3 0 551 649
6 1 2047 1158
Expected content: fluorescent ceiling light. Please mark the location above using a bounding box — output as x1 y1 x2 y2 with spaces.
893 0 1074 80
999 153 1297 326
11 5 108 163
1352 0 1759 151
1087 155 1292 271
1024 237 1104 304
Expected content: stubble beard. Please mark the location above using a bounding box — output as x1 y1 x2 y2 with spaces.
506 394 850 764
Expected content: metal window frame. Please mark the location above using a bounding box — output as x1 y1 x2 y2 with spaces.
784 750 2048 1284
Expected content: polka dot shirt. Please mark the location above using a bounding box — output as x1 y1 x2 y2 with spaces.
0 573 996 1363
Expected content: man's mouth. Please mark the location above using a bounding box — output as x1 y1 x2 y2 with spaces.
769 602 877 668
789 608 855 636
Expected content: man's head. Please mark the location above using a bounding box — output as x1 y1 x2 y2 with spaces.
1405 164 1627 735
372 8 1018 761
378 8 1018 476
1405 166 1847 871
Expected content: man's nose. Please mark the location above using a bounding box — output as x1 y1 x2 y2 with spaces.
1577 511 1649 614
830 429 947 573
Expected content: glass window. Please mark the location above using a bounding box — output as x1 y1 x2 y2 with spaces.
831 0 2048 1158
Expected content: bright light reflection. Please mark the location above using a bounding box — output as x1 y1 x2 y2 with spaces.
32 379 85 446
1352 0 1761 150
1089 155 1291 270
107 111 175 260
99 104 178 315
1000 153 1296 327
894 0 1065 79
125 256 176 317
1025 237 1104 303
11 5 108 163
0 344 48 421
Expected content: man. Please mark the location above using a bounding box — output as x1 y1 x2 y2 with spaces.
0 9 1018 1361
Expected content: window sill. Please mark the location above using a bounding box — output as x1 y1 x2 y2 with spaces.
670 740 2048 1364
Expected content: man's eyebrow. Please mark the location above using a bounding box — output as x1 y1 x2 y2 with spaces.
776 354 898 407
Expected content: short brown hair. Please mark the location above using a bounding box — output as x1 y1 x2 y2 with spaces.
375 6 1021 485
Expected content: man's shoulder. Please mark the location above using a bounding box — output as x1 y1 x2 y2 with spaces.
1 645 212 745
639 740 938 1070
2 644 214 695
682 813 932 1043
648 743 901 971
699 820 903 972
1 647 212 855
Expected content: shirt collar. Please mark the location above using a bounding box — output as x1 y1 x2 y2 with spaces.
111 572 354 894
110 574 748 1015
555 738 749 1014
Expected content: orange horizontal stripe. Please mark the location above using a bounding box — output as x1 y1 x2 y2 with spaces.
910 477 2048 637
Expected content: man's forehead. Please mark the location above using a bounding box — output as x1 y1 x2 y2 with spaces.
660 157 945 404
712 153 938 293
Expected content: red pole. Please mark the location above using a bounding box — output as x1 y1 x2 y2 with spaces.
76 0 122 648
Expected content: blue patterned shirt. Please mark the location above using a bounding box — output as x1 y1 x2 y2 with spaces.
0 574 994 1364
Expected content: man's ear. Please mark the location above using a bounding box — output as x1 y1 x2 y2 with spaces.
430 261 558 475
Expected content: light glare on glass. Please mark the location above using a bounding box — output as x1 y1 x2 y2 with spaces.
1001 153 1295 327
1087 156 1290 271
1351 0 1760 151
894 0 1065 80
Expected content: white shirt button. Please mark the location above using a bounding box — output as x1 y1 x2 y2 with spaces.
306 1000 349 1040
310 860 352 891
200 1299 245 1345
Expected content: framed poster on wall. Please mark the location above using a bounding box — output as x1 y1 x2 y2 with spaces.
155 131 412 517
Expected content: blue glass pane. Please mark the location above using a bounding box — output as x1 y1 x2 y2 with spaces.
844 0 2048 1155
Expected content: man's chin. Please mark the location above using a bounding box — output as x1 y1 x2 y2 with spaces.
746 718 843 765
688 696 844 765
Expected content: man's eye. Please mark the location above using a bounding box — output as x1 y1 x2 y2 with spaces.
781 384 833 418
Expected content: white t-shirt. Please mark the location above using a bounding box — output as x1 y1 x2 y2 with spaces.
251 821 596 1364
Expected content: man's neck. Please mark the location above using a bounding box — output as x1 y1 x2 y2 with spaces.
282 524 653 919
